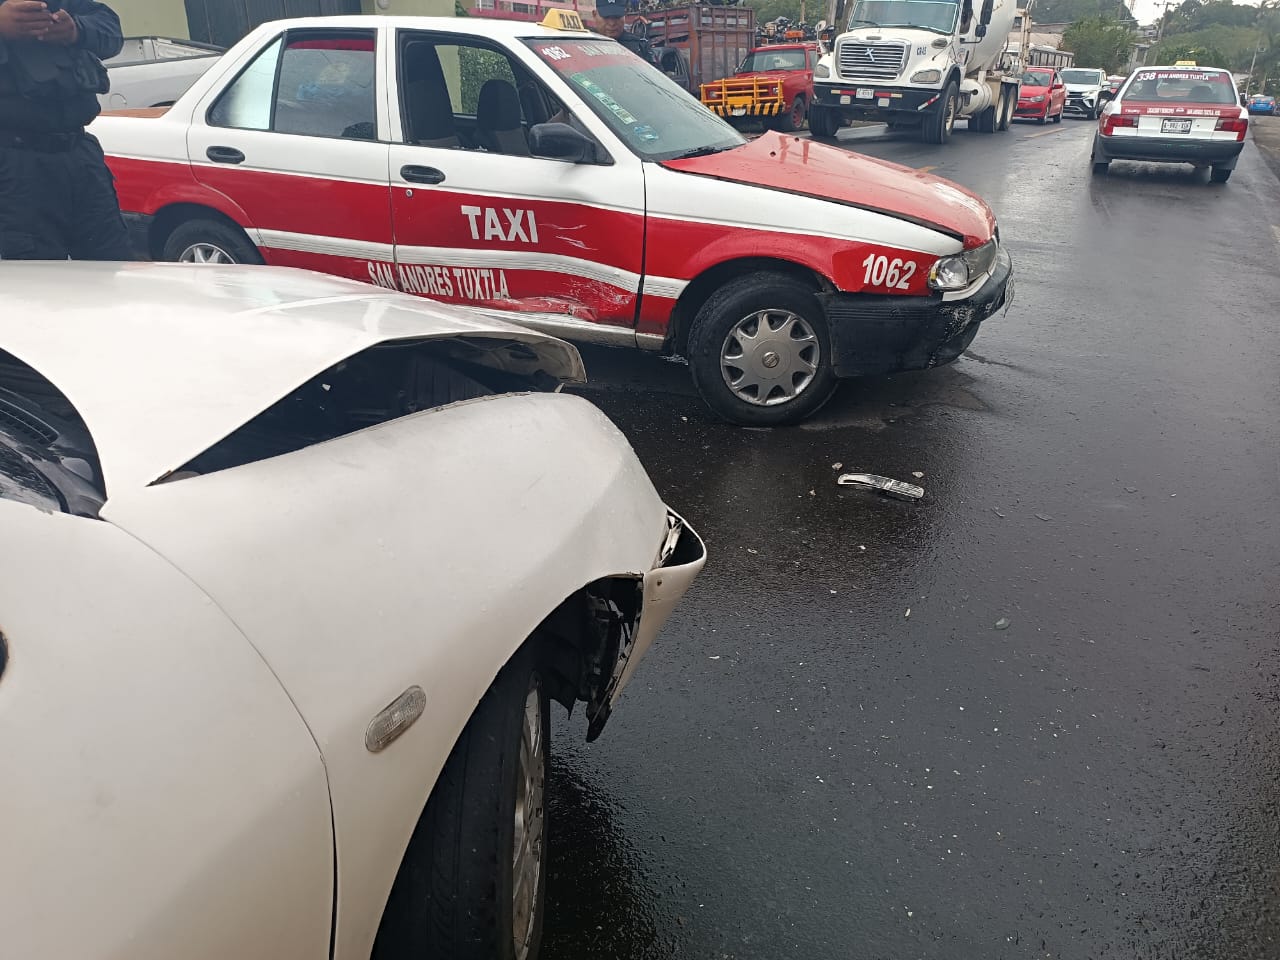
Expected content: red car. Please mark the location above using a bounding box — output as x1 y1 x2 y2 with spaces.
1014 68 1066 124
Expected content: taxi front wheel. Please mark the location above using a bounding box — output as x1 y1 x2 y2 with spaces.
688 273 838 426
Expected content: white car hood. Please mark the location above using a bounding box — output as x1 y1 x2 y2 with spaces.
1065 83 1102 93
0 262 585 494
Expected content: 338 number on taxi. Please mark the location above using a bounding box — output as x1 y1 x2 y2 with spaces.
861 254 916 291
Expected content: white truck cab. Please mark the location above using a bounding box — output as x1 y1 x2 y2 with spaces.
810 0 1021 143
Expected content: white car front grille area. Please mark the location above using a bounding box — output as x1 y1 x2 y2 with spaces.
836 41 908 81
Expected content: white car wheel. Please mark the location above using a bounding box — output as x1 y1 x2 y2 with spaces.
372 647 550 960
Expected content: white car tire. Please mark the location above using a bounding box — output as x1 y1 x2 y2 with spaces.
373 646 550 960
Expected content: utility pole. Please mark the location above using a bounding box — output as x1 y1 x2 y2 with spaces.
1246 43 1263 95
1144 0 1177 65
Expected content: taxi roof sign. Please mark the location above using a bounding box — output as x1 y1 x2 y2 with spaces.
1173 60 1197 66
541 9 586 31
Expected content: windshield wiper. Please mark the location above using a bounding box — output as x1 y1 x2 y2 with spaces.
847 18 880 26
669 145 733 160
878 21 949 32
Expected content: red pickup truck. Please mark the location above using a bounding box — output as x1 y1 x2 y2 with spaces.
700 42 820 132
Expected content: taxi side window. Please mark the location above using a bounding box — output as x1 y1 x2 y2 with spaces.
209 31 378 141
399 34 563 158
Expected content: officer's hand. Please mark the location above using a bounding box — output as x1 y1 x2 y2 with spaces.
0 1 55 40
44 8 78 45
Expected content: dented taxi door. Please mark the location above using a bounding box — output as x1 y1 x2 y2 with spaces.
384 29 647 344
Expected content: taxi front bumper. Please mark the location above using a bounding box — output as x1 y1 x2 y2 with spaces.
1094 133 1245 165
818 246 1014 378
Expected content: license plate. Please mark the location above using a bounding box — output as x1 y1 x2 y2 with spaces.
731 108 746 116
856 88 874 99
1161 119 1192 134
840 95 851 104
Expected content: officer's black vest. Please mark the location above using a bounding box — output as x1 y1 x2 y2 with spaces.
0 41 109 133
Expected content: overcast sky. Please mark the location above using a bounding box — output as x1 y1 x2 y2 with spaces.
1125 0 1265 26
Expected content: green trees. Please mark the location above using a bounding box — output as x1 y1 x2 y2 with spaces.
1062 16 1137 72
1145 0 1277 80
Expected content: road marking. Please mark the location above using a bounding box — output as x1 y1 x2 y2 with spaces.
1025 127 1069 139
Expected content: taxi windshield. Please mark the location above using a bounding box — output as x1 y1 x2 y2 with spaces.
1021 70 1053 87
527 38 745 161
1125 70 1237 104
848 0 959 34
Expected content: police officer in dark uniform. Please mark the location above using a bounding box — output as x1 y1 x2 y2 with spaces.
0 0 129 260
592 1 658 66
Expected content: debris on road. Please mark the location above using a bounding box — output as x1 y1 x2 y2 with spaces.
995 617 1011 630
1035 513 1053 522
912 471 925 478
838 473 925 501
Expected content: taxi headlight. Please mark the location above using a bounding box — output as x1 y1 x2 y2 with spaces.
911 68 942 83
929 239 998 291
815 61 831 79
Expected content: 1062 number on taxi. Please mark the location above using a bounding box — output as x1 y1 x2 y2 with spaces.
861 253 917 291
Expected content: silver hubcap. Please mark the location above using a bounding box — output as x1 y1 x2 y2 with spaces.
512 681 544 960
179 242 236 264
720 308 820 406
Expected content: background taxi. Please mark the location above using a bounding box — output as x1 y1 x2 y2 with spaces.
1092 64 1249 183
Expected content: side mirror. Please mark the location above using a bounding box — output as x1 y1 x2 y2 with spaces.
975 23 988 37
529 122 604 164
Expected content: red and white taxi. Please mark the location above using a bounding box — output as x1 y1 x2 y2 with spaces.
1092 64 1248 183
93 14 1013 426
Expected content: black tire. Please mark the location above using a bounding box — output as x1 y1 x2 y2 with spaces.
1092 159 1110 175
1038 108 1050 125
922 81 958 144
1210 166 1232 183
997 89 1013 131
687 272 838 426
372 646 550 960
161 217 263 265
1053 107 1063 123
974 104 997 133
808 104 840 138
773 95 805 132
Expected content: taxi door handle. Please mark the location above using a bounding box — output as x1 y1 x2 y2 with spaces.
400 165 446 185
207 146 246 165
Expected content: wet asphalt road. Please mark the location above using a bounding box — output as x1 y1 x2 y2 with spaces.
540 116 1280 960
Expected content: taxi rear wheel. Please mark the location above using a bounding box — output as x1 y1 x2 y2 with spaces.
1091 159 1110 175
688 273 838 426
1210 166 1232 183
163 218 263 266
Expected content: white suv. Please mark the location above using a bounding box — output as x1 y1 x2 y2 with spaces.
1061 67 1108 119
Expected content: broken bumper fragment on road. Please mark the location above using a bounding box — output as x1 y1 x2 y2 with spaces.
837 473 926 501
819 246 1014 378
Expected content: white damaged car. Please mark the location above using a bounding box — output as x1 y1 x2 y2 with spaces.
0 262 705 960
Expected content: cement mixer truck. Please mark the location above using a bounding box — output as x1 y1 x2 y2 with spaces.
809 0 1021 143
